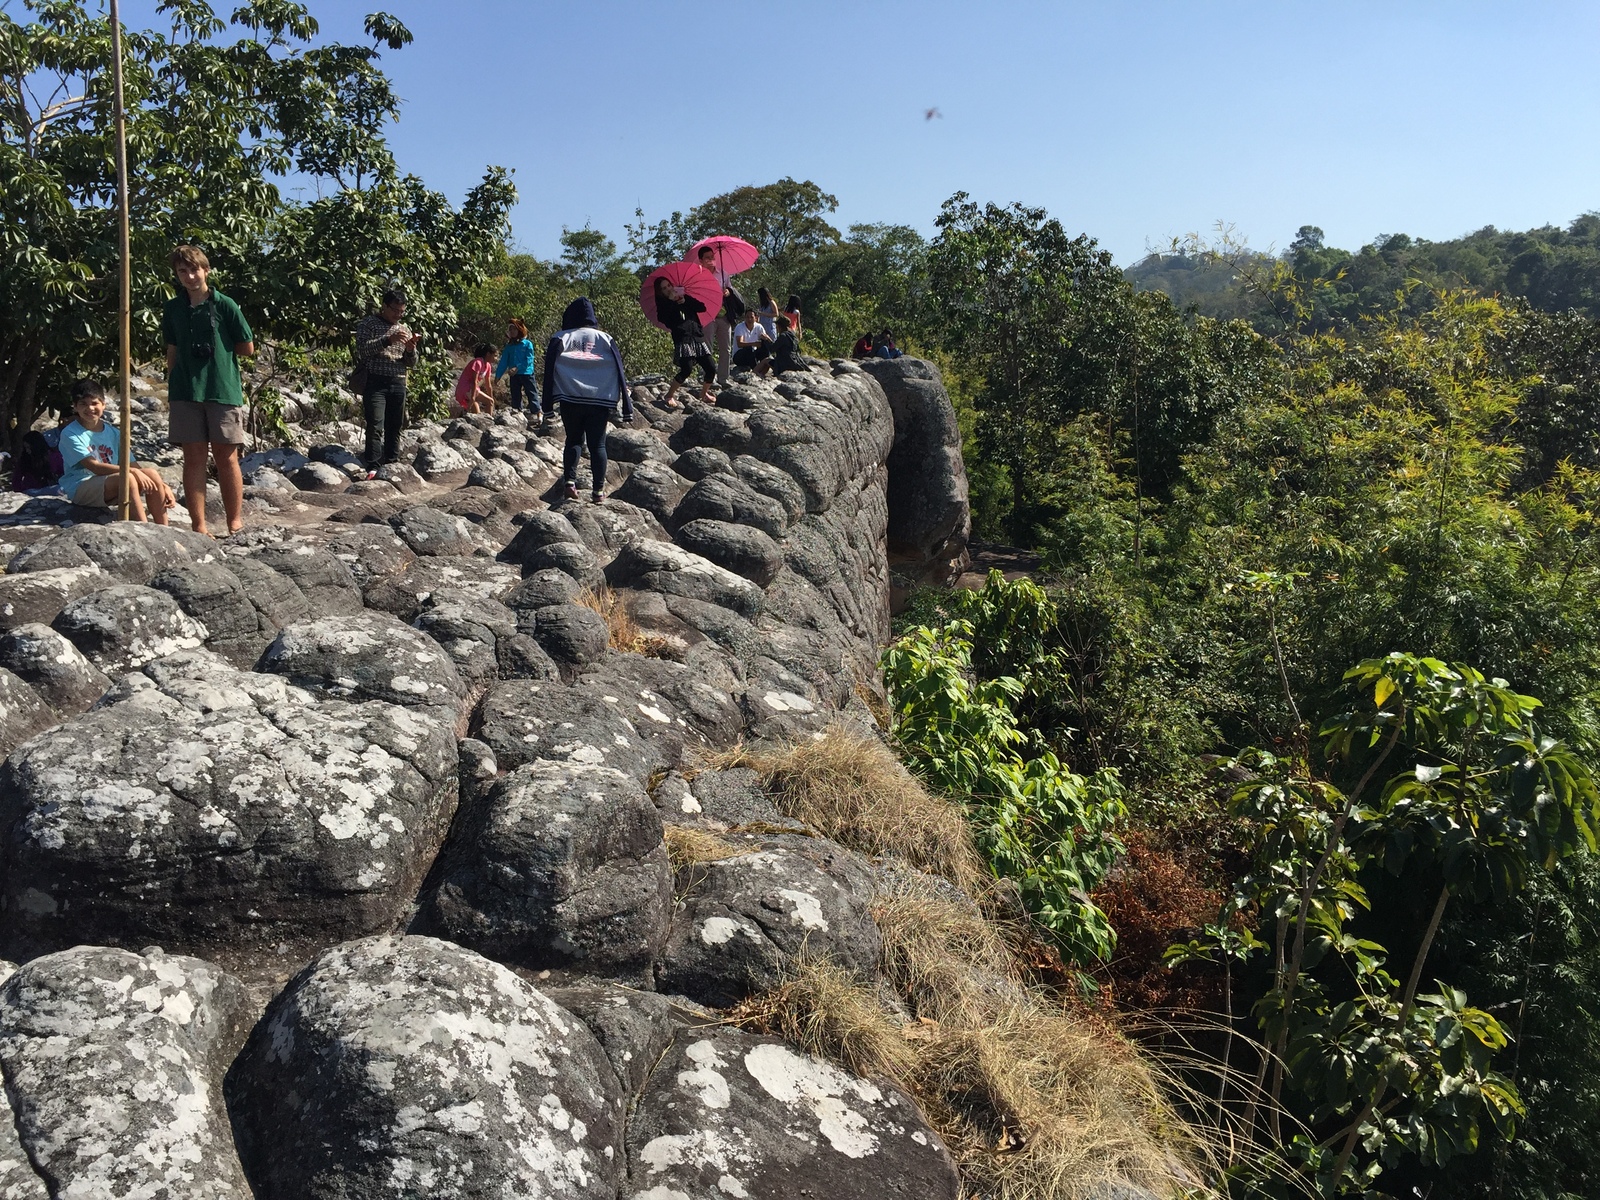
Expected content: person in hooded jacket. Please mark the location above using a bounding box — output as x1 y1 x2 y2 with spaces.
543 297 634 502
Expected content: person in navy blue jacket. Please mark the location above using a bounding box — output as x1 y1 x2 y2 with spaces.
543 297 634 502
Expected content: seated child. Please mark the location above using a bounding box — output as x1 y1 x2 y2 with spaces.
60 379 174 523
851 332 875 359
455 344 495 414
873 329 904 359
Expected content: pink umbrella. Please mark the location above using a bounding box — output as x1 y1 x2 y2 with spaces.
639 260 725 332
688 235 760 282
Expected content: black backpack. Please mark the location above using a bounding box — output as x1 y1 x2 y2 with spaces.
722 285 747 321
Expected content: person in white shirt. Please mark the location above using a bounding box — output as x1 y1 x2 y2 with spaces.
731 309 774 370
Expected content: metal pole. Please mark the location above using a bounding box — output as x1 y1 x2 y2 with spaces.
109 0 132 520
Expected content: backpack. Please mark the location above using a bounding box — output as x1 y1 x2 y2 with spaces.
722 285 748 321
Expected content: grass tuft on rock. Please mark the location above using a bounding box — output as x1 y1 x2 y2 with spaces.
576 586 677 658
722 724 985 891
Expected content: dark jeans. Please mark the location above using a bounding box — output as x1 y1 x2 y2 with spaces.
362 374 406 465
508 374 540 413
561 404 611 494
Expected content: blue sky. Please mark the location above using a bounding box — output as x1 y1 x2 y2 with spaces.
118 0 1600 264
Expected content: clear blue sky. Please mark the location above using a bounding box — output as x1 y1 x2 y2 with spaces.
122 0 1600 264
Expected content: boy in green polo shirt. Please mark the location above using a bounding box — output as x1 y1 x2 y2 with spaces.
162 245 254 536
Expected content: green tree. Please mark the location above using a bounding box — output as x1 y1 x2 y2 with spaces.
0 0 512 433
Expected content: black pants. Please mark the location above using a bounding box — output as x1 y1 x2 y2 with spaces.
508 374 540 413
732 343 769 368
362 374 406 465
674 352 714 384
562 404 611 494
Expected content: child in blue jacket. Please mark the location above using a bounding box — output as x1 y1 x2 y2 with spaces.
495 319 540 416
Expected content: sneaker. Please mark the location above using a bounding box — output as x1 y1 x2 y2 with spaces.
589 491 603 504
563 481 579 501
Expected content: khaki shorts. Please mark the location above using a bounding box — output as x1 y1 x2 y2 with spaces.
72 477 111 507
169 400 248 446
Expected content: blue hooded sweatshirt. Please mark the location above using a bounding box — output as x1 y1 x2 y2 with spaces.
543 298 632 418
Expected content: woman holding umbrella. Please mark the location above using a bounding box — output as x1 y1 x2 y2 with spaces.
656 276 715 408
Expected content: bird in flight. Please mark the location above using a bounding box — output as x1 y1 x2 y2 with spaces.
924 106 943 121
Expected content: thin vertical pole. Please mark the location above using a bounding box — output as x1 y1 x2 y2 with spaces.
109 0 132 520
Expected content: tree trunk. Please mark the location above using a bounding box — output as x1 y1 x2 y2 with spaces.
0 337 44 453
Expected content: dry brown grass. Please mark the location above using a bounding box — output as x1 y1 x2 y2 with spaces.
725 871 1208 1198
662 825 750 868
576 586 678 658
720 724 985 891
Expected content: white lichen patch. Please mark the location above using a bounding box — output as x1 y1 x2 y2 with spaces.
743 1043 883 1158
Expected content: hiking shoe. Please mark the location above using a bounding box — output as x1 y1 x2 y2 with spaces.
563 481 580 501
589 491 603 504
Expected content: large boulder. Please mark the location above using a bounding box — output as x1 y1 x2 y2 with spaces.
0 564 107 632
51 583 208 675
259 611 467 718
0 623 109 716
388 504 493 557
626 1025 960 1200
0 650 457 964
605 425 675 465
520 540 605 590
529 602 610 667
861 356 971 583
546 982 675 1097
574 652 745 751
362 554 519 621
658 835 882 1007
674 472 790 537
0 671 53 759
7 522 218 585
612 460 689 526
475 679 669 782
244 542 364 615
151 560 276 668
605 541 764 618
675 518 784 586
0 946 252 1199
320 520 415 587
226 935 624 1200
417 760 671 982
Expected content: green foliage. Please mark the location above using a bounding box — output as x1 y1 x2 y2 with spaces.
0 0 513 431
1171 654 1599 1195
882 577 1127 965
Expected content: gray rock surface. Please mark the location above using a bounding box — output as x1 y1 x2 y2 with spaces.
0 564 108 632
0 945 253 1199
674 472 790 537
612 460 689 526
546 982 675 1097
475 679 667 782
290 460 348 492
260 611 467 717
52 582 208 674
530 602 611 666
245 541 364 615
417 760 671 981
0 623 109 715
658 835 883 1007
676 518 785 586
861 356 971 583
605 541 765 617
627 1025 959 1200
7 522 218 584
672 444 734 481
151 560 276 668
227 935 623 1200
520 540 605 590
389 504 493 557
362 554 518 621
0 650 457 962
0 670 53 759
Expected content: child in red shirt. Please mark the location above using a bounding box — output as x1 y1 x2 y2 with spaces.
454 344 494 414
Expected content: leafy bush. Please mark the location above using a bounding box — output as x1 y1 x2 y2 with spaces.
882 606 1126 966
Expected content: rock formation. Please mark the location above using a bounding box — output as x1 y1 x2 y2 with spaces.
0 357 980 1196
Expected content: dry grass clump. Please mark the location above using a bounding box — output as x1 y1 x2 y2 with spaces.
576 586 677 658
722 724 985 891
727 872 1208 1199
662 825 750 868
